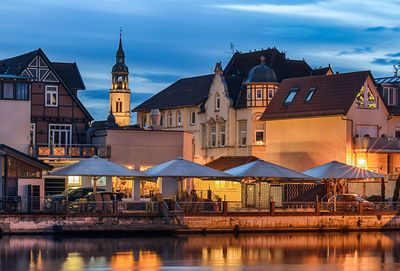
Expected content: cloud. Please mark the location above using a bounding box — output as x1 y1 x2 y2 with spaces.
386 52 400 57
365 26 400 32
337 47 373 56
372 58 400 66
214 0 400 28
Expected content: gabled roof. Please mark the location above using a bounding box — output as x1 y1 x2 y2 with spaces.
311 66 333 76
52 62 86 90
134 48 316 112
260 71 381 120
133 74 214 112
0 49 92 120
0 144 53 170
205 156 259 171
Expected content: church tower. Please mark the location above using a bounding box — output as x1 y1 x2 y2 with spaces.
109 31 131 126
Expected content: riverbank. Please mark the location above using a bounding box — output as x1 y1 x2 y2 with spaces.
0 211 399 235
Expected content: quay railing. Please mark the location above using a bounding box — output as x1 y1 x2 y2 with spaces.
29 144 111 159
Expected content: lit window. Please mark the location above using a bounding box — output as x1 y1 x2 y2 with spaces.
256 89 262 99
216 94 220 110
220 125 226 147
191 111 196 125
356 86 377 108
3 83 13 99
91 176 106 186
284 88 298 105
68 176 81 186
255 122 264 145
16 83 28 100
367 87 377 108
210 126 216 147
247 89 251 100
45 85 58 106
304 88 316 103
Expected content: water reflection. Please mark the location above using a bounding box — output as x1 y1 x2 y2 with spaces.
0 232 399 270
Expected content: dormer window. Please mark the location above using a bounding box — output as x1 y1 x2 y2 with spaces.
304 88 316 104
268 89 274 99
284 88 299 105
383 87 396 106
216 93 220 110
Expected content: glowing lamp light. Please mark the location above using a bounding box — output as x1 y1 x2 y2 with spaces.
357 158 366 167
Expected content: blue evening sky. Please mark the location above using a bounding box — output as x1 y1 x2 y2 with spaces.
1 0 400 122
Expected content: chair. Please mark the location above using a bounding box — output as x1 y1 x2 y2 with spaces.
94 193 103 212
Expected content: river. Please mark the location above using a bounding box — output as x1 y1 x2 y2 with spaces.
0 231 399 270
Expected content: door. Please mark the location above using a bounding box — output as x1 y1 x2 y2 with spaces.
49 124 72 155
246 184 256 207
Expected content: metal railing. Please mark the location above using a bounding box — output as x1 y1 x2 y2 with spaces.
30 144 111 158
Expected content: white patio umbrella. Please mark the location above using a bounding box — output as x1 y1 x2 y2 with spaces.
50 155 150 193
303 160 387 211
143 157 235 193
225 159 316 209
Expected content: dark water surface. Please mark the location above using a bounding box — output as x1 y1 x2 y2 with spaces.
1 232 400 271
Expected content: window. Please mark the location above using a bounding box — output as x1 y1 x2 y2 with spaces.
255 122 265 145
247 89 251 100
116 99 122 113
68 176 81 186
210 125 216 147
177 111 182 126
220 125 226 147
190 111 196 125
304 88 316 103
268 89 274 99
284 88 298 105
45 85 58 106
383 87 396 106
239 122 247 146
29 123 35 146
49 124 72 147
160 114 164 126
168 112 173 127
356 86 377 108
396 127 400 138
216 94 220 110
16 83 28 100
256 89 262 99
201 124 207 148
91 176 106 186
3 83 13 99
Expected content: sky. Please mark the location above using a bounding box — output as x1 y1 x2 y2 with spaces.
1 0 400 122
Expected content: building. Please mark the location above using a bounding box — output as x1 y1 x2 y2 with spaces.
109 33 131 126
0 144 52 208
133 48 331 164
0 49 94 161
261 71 399 198
0 74 32 153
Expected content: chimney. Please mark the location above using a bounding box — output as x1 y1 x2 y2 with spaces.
150 109 161 129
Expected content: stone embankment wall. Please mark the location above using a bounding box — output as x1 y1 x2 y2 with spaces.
183 213 400 233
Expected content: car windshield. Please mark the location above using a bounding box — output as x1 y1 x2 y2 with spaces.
355 195 365 201
60 188 75 196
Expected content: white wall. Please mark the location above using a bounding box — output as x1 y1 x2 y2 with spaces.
0 100 31 153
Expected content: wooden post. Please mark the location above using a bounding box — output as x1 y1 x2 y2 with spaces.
92 176 97 194
315 202 320 215
270 201 275 216
334 181 337 212
258 182 262 211
381 178 385 201
223 201 228 215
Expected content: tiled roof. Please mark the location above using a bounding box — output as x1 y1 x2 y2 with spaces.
133 74 214 111
0 50 38 75
311 66 332 76
260 71 376 120
134 48 316 112
52 62 86 90
205 156 259 171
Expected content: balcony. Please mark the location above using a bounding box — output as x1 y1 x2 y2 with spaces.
30 144 111 159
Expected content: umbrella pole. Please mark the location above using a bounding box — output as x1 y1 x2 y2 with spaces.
93 176 98 194
334 181 337 212
258 182 261 211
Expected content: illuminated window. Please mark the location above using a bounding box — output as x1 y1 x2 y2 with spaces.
304 87 316 103
168 112 173 126
177 111 182 126
45 85 58 106
139 165 153 171
255 122 265 145
284 88 298 105
367 87 377 108
239 122 247 146
68 176 81 186
356 86 377 108
247 89 251 100
91 176 106 186
219 125 226 147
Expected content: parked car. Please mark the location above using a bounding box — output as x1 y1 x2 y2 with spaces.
70 192 123 212
328 194 375 212
44 187 106 212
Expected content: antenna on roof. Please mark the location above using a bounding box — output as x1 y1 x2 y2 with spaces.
230 42 234 54
393 64 399 76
